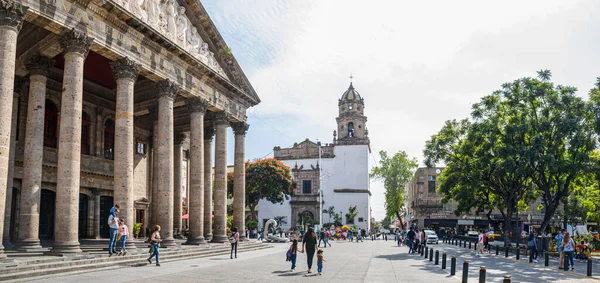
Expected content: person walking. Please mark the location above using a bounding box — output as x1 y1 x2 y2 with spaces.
324 229 331 247
407 227 416 253
562 232 576 270
107 209 119 256
476 230 485 256
230 227 240 259
318 228 324 247
317 249 326 275
528 232 539 263
556 229 566 269
288 239 299 271
301 227 318 274
118 219 129 255
147 225 162 266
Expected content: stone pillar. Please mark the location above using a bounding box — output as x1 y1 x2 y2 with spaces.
0 0 27 261
18 54 54 251
94 191 100 239
110 57 140 251
49 28 93 255
87 196 94 237
155 80 178 248
3 77 23 248
232 122 248 241
149 104 158 226
173 132 185 238
203 124 214 241
184 98 207 245
212 112 229 243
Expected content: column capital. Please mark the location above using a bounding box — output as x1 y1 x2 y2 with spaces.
174 132 187 146
186 97 208 114
213 111 230 127
231 122 249 136
110 57 141 81
0 0 27 32
204 124 214 141
157 79 179 100
60 28 93 57
26 53 54 77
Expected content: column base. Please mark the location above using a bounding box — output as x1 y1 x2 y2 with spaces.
204 233 213 242
17 239 44 252
2 237 15 249
239 235 248 242
160 237 176 248
124 239 138 253
0 248 13 262
183 236 206 245
45 241 83 256
211 234 227 244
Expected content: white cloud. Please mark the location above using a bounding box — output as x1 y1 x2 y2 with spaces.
204 0 600 220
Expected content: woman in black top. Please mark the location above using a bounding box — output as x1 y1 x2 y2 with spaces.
301 227 318 273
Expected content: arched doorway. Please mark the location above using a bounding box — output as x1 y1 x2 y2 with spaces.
39 189 56 239
78 194 89 238
99 196 113 238
298 211 315 225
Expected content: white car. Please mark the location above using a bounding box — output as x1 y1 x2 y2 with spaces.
424 230 439 244
466 231 478 237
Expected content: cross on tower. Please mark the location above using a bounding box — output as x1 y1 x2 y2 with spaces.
349 73 354 83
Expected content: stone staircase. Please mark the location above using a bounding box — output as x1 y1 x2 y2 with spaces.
0 240 271 281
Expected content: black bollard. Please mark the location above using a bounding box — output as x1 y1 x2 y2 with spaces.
474 241 477 251
496 245 499 256
545 252 549 267
451 256 456 276
435 250 439 265
442 252 447 269
588 258 592 277
516 247 520 260
503 275 511 283
469 241 472 249
564 261 569 271
462 260 469 283
430 248 434 262
424 246 428 258
479 266 486 283
505 246 509 258
464 240 467 248
529 249 533 263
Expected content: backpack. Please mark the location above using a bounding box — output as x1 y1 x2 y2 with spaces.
286 246 292 261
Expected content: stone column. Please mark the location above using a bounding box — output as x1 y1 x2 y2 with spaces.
203 124 214 241
232 122 248 241
87 196 94 237
0 0 27 261
49 28 93 255
94 191 100 239
149 104 158 226
110 57 140 251
212 112 229 243
173 132 185 238
184 98 207 245
155 80 178 247
3 77 23 248
18 54 54 251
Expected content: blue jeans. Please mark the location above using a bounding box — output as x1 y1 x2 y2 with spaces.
324 238 329 246
408 240 414 253
109 228 118 253
565 251 574 268
290 254 297 270
317 262 323 273
121 235 127 252
148 244 159 264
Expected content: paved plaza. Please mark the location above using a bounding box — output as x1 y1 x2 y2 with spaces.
14 239 598 283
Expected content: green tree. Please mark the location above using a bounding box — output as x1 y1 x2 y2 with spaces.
274 216 288 226
572 151 600 232
345 205 359 224
227 158 294 220
370 151 418 230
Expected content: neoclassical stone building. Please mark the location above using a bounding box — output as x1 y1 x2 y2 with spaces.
0 0 258 258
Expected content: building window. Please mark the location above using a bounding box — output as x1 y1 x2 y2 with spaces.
81 112 90 155
347 122 355 137
349 104 353 110
358 217 364 222
44 99 58 148
104 119 115 160
302 180 312 194
136 141 146 155
428 175 436 194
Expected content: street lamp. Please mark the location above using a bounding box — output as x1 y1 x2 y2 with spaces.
318 142 323 228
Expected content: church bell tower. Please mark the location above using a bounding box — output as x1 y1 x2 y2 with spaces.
334 82 369 145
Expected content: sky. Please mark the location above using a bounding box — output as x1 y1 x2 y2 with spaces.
202 0 600 221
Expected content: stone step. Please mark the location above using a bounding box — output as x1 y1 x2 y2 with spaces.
0 243 270 281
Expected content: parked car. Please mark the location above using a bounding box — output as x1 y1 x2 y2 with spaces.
466 230 478 237
424 230 439 244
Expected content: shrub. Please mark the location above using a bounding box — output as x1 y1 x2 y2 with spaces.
247 220 258 229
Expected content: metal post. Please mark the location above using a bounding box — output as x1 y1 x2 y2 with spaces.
442 252 447 269
435 250 439 265
588 259 592 277
479 266 486 283
544 252 549 267
474 240 477 251
469 241 472 249
430 248 433 262
529 249 533 263
451 256 456 276
503 275 511 283
464 240 467 248
505 246 509 258
462 260 469 283
496 245 499 256
564 261 569 271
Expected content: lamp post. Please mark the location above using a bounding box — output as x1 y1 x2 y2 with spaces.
318 142 323 229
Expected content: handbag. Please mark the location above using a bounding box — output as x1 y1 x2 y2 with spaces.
117 232 122 241
286 248 292 262
229 232 237 244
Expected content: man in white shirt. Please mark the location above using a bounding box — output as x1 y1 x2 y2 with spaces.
108 210 119 256
476 230 484 256
415 229 421 252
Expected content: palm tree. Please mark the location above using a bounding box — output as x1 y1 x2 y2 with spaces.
274 216 287 226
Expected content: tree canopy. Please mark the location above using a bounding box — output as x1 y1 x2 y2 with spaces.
370 150 418 229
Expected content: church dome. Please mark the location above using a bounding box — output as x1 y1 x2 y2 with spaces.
340 82 362 102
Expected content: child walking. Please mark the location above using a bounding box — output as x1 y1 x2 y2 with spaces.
317 249 326 275
289 239 299 271
118 219 129 255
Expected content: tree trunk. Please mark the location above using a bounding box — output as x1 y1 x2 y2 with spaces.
503 205 514 247
249 204 257 221
538 196 560 234
396 211 404 230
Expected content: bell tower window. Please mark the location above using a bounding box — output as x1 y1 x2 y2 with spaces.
348 104 353 110
348 122 355 137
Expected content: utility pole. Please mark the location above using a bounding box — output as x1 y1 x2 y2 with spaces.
318 142 323 228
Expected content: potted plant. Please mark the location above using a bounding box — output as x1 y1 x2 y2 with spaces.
133 223 142 238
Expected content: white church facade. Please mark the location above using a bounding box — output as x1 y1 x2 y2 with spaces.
258 83 372 231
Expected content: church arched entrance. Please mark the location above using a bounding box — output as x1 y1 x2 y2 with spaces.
78 194 89 239
99 196 113 238
297 211 315 225
39 189 56 239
